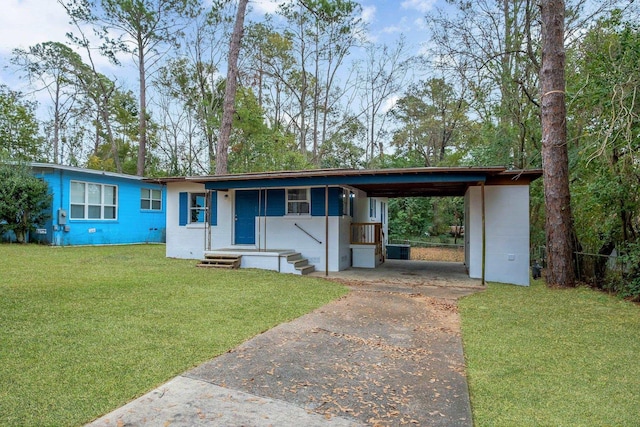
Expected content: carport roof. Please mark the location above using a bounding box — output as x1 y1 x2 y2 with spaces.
146 167 542 198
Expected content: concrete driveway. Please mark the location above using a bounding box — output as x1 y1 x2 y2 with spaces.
87 261 482 427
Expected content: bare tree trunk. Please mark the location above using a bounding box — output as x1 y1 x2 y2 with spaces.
136 35 147 176
100 90 122 173
217 0 249 175
540 0 575 287
53 83 60 164
312 24 320 165
94 111 100 155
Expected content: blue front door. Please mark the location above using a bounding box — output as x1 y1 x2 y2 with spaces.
235 190 259 244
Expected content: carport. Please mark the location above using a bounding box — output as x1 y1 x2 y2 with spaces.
317 166 543 286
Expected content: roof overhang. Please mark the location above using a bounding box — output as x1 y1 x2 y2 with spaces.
145 167 542 198
28 162 145 181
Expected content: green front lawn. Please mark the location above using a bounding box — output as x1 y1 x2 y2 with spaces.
0 244 347 426
460 280 640 426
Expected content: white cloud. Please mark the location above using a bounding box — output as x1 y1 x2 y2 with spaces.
401 0 437 14
382 17 408 34
382 94 400 114
361 5 376 24
0 0 138 88
250 0 287 15
382 25 402 34
360 31 378 44
414 17 428 30
0 0 71 55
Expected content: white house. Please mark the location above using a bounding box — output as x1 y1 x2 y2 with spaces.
147 167 541 286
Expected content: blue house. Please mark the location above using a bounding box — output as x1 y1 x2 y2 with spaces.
24 163 166 246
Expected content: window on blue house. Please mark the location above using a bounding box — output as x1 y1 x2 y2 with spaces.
70 181 117 220
190 193 206 223
287 188 310 215
369 198 377 219
141 188 162 210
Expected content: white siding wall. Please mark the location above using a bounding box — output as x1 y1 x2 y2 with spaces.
166 183 394 275
466 185 531 286
466 188 482 280
211 190 234 248
257 215 346 272
353 196 389 243
165 182 207 259
338 216 352 270
166 185 354 271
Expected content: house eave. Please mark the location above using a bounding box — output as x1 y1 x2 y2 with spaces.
147 167 542 198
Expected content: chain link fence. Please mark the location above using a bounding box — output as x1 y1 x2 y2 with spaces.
389 238 465 262
533 246 627 287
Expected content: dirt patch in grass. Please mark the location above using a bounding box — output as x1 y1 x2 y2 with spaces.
410 246 465 263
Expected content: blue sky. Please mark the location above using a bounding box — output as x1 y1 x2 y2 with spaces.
0 0 444 107
248 0 440 48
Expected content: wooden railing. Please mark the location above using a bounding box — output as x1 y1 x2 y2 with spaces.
350 222 381 245
351 222 383 259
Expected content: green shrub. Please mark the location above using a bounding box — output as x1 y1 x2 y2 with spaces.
615 242 640 301
0 161 51 243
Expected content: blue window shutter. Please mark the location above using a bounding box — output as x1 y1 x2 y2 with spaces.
329 187 342 216
265 189 285 216
179 192 188 226
311 187 342 216
209 191 217 225
310 188 325 216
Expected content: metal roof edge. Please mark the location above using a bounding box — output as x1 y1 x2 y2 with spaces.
29 162 146 181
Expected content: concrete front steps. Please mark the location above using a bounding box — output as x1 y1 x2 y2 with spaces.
285 252 315 275
197 254 242 269
198 250 315 275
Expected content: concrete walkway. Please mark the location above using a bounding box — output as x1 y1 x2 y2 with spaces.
87 262 482 427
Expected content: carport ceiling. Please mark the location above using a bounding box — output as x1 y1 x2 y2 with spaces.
354 181 476 198
151 167 542 198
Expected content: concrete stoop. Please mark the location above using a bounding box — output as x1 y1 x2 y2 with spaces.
285 252 315 275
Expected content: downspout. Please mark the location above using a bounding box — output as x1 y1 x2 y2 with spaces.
205 189 211 252
264 189 268 251
325 185 329 277
208 189 213 251
58 169 64 246
257 188 262 251
481 182 486 286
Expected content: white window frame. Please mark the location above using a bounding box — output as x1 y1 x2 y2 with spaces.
141 188 162 211
70 181 118 220
190 193 206 223
369 198 377 219
286 188 310 215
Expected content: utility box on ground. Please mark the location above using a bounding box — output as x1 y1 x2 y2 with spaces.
386 244 410 260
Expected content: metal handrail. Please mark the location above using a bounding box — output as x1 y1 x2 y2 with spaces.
294 223 322 244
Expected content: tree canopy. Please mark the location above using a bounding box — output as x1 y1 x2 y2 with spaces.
0 86 44 161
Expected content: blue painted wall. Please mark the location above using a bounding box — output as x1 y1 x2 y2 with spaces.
28 166 166 246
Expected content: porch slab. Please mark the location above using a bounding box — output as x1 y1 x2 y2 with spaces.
206 248 297 256
205 249 308 275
